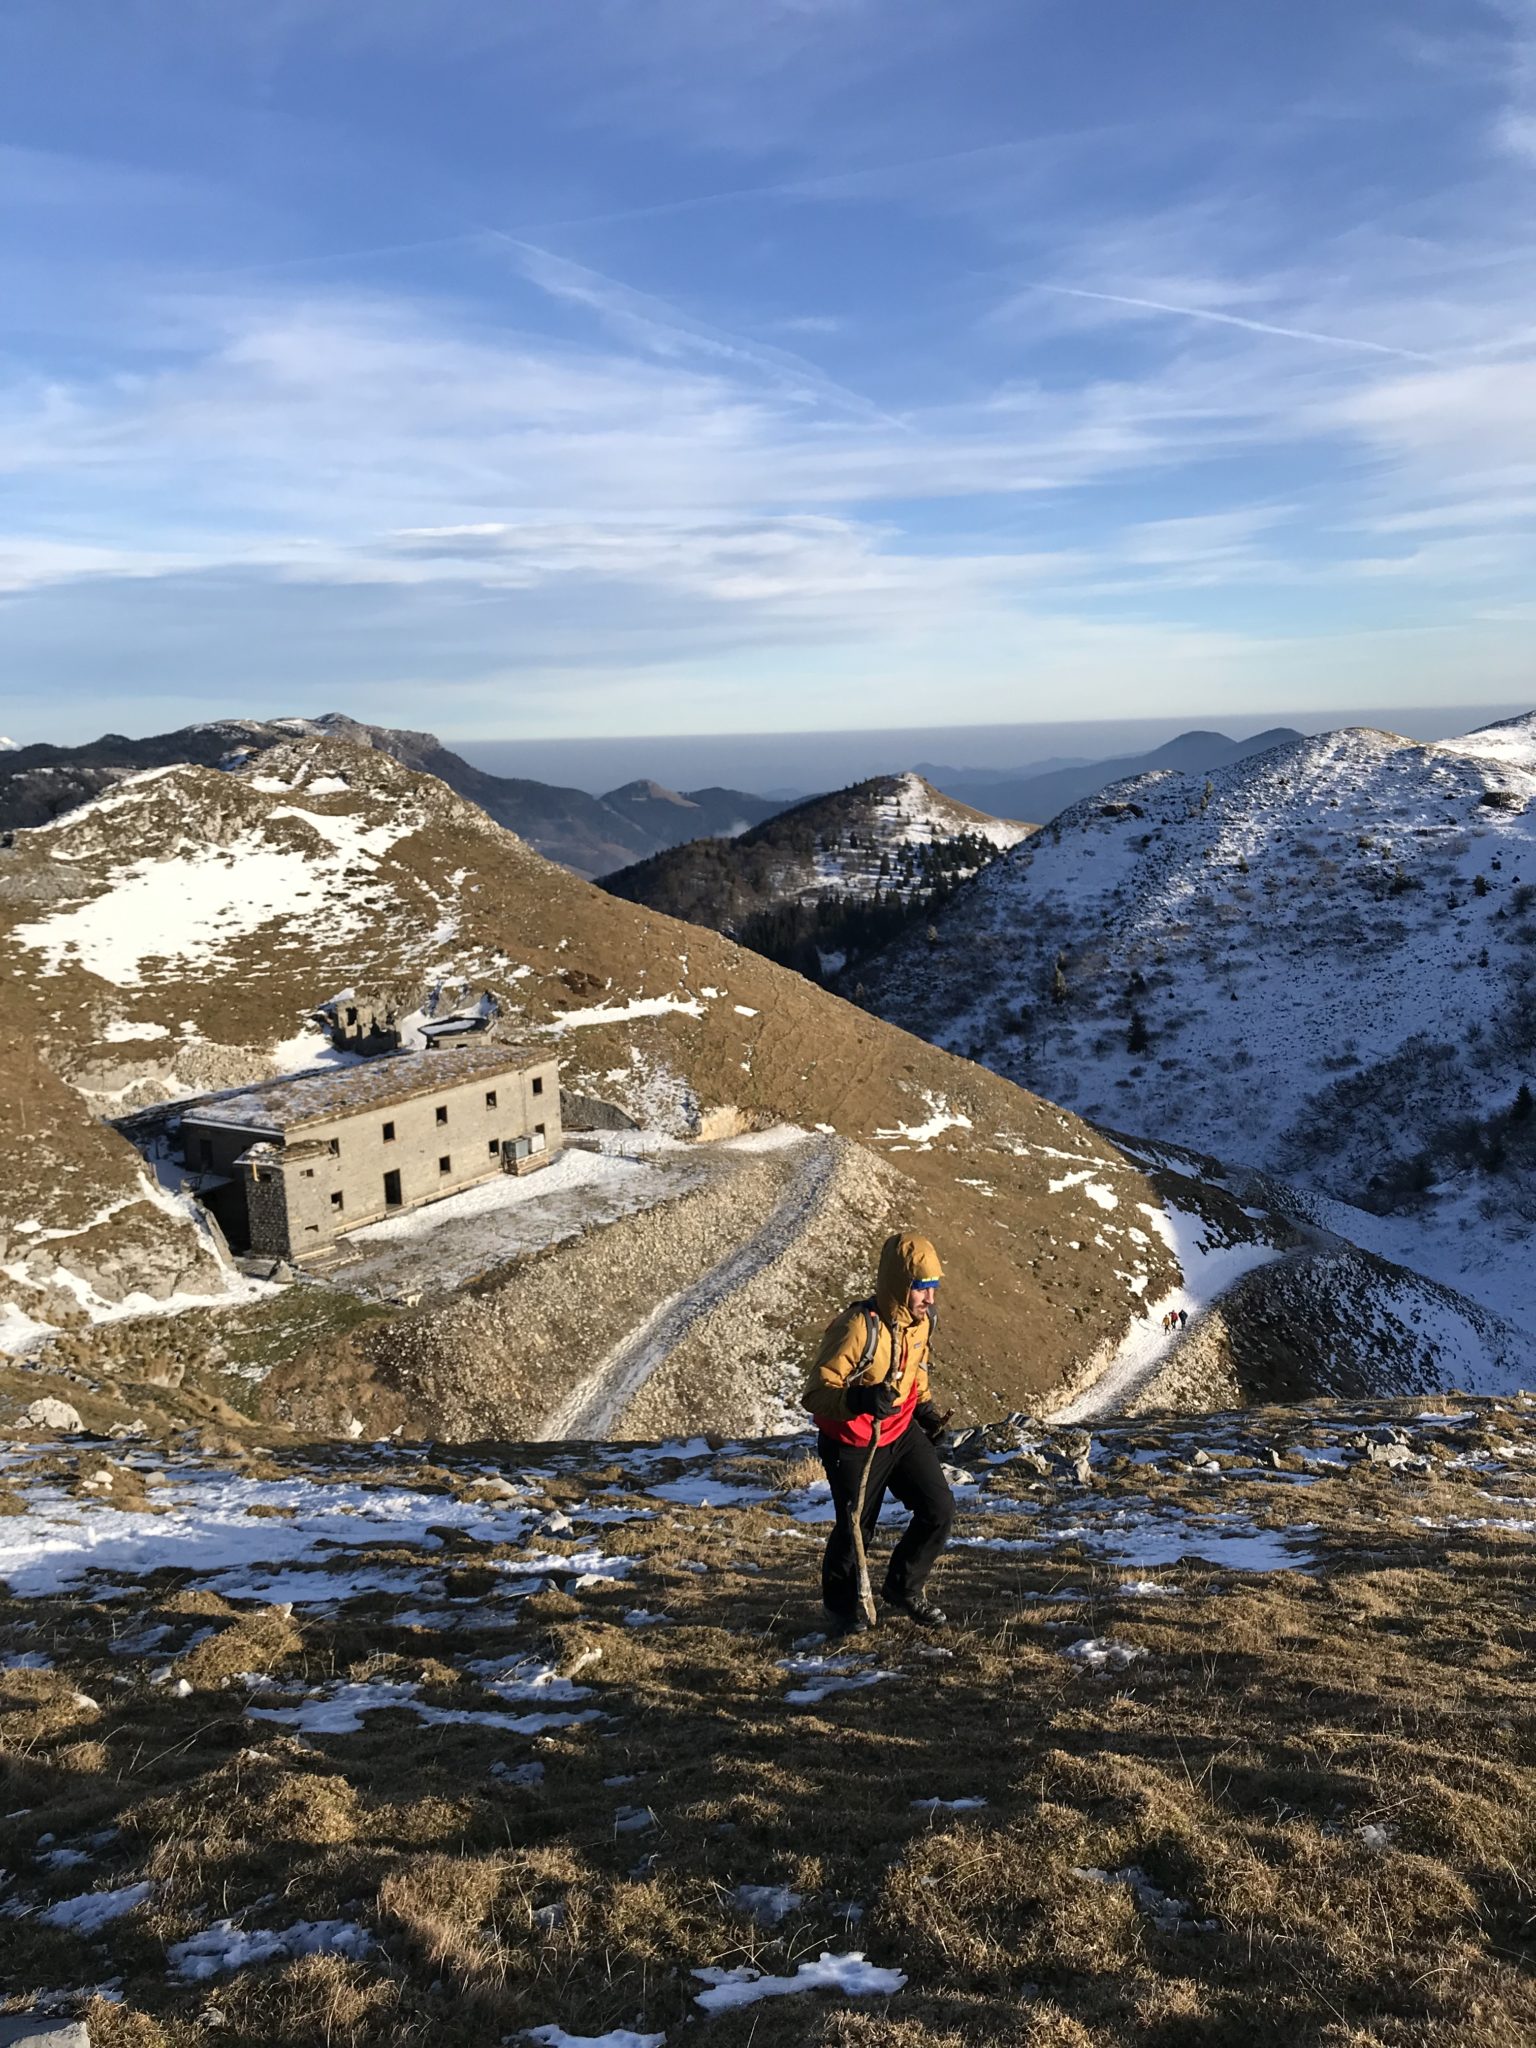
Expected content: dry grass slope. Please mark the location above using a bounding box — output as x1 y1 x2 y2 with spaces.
3 1396 1534 2045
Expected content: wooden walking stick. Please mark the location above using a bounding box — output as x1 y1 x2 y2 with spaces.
846 1309 885 1628
846 1286 937 1628
849 1412 881 1629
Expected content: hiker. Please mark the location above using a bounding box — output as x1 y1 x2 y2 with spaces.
1178 1308 1188 1329
803 1231 954 1636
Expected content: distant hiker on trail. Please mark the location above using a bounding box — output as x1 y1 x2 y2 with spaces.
803 1231 954 1637
1178 1309 1189 1329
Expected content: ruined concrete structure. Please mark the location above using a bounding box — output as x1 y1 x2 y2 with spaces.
178 1043 560 1260
314 994 400 1055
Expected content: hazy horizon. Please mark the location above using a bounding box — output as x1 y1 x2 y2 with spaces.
456 701 1528 797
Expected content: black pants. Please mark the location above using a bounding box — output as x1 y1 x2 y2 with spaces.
819 1423 954 1618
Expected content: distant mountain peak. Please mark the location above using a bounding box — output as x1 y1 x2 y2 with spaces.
604 779 699 809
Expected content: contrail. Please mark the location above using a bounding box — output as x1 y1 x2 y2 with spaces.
1030 283 1438 362
482 230 911 428
512 133 1070 235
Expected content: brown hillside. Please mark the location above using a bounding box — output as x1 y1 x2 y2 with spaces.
0 739 1267 1423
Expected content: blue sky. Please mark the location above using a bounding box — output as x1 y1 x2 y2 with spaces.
2 0 1534 745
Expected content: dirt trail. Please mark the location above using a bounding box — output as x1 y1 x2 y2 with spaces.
537 1136 839 1438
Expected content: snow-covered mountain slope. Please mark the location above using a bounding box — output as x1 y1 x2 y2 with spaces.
862 715 1536 1334
1436 708 1536 773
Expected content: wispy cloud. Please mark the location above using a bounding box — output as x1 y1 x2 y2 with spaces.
5 0 1536 737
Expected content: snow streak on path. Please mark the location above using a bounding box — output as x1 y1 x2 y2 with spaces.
538 1139 839 1441
1048 1206 1287 1426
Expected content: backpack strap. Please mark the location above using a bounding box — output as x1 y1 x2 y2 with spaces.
860 1305 880 1368
850 1297 881 1384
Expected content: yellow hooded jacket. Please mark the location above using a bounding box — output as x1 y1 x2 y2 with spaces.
803 1232 943 1448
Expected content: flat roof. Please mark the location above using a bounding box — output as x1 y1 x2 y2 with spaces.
180 1042 555 1135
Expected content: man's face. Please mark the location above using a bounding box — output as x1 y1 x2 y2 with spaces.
908 1282 938 1321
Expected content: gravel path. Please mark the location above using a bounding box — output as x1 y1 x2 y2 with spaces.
537 1136 840 1438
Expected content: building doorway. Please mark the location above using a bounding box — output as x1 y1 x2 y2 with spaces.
383 1168 403 1209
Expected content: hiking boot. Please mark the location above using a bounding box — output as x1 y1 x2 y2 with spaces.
880 1588 948 1628
823 1605 873 1639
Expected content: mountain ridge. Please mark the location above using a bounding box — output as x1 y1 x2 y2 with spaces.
602 770 1032 982
0 712 780 876
924 725 1307 822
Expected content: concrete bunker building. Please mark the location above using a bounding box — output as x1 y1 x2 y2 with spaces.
179 1043 560 1261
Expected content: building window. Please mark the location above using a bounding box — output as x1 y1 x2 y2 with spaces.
331 1191 344 1210
382 1120 395 1142
532 1075 544 1096
435 1104 448 1125
485 1090 497 1109
328 1137 341 1156
302 1168 314 1179
439 1154 451 1173
488 1138 499 1155
199 1137 214 1168
345 1006 357 1026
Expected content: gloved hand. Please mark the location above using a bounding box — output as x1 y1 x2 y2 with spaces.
914 1399 950 1443
845 1377 898 1419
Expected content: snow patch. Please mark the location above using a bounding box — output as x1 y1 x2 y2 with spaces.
38 1880 154 1932
548 994 704 1032
693 1952 906 2012
875 1093 973 1149
168 1917 373 1980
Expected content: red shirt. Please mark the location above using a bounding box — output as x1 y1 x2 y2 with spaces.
818 1325 922 1449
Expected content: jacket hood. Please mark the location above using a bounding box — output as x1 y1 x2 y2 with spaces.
875 1231 943 1324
